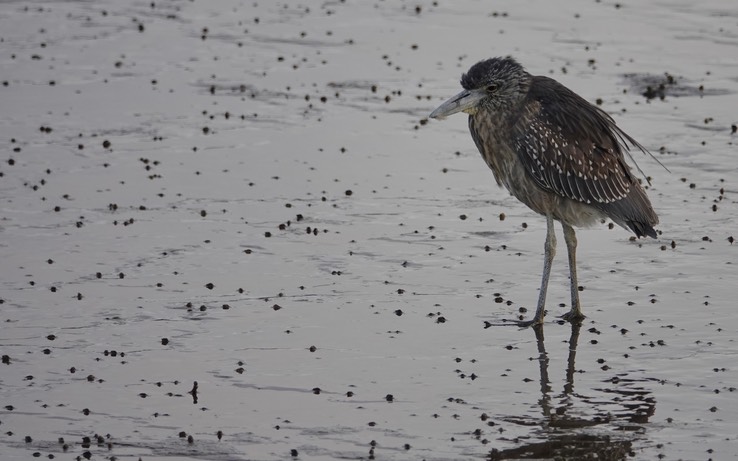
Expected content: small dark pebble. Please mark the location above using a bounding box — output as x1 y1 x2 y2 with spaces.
291 449 299 457
161 338 169 345
385 394 394 402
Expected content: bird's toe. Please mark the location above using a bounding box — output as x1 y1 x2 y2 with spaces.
513 317 545 329
560 310 585 324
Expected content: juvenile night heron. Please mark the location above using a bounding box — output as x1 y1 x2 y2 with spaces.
430 57 659 326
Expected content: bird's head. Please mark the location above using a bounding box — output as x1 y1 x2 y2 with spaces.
430 57 531 120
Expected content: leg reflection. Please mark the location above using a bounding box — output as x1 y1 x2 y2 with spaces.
489 321 651 460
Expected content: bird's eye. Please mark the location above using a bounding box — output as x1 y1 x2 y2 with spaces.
486 84 498 93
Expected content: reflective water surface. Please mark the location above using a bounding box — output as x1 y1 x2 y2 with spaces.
1 1 737 460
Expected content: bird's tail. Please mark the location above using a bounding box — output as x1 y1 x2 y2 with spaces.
600 183 659 239
625 219 658 239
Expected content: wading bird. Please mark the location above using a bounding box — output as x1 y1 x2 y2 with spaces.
429 57 659 326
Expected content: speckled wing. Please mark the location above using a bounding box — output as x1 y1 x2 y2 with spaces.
511 76 636 207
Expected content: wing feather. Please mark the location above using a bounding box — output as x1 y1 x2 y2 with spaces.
512 77 635 206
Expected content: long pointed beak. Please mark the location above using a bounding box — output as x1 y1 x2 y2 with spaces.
429 89 485 120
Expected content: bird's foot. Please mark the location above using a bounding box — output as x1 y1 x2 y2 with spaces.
514 317 545 329
500 317 545 329
560 310 585 324
484 317 544 329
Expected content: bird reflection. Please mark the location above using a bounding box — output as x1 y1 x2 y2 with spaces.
488 322 655 460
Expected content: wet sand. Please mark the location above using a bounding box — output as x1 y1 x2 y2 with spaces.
1 1 737 460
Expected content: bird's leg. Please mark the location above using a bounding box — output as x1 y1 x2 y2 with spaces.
518 215 556 327
561 223 585 322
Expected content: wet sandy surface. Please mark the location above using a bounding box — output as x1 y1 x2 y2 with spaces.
1 1 737 459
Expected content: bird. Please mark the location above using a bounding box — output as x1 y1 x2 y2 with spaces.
429 56 659 327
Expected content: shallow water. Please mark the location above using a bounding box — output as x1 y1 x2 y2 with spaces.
1 1 737 460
